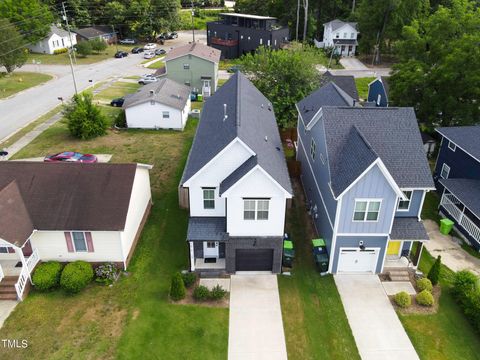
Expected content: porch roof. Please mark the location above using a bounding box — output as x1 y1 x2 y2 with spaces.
390 217 429 241
186 217 227 241
440 178 480 217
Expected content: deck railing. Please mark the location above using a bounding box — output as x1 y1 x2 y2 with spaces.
26 248 40 274
0 263 4 283
441 193 480 245
14 266 30 300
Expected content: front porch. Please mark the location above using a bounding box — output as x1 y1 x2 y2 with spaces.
195 258 226 270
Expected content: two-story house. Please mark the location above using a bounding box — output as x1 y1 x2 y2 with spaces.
367 77 390 107
434 126 480 250
206 13 289 59
296 84 434 273
179 72 292 273
321 19 358 57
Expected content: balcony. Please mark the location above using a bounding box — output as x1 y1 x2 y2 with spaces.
210 37 239 47
440 192 480 245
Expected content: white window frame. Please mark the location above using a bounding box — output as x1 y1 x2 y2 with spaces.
260 38 263 45
162 111 170 119
0 246 10 253
350 32 355 39
335 32 339 38
352 199 382 222
243 199 270 221
320 153 325 165
343 32 347 38
397 190 412 211
310 139 316 160
71 231 87 252
206 241 216 248
448 141 456 152
183 63 190 70
441 163 450 179
202 188 215 209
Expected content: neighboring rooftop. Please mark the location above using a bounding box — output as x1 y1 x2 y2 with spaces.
219 13 277 20
164 42 221 63
380 76 390 97
322 71 359 101
187 217 227 241
74 26 114 39
123 78 190 110
440 178 480 216
436 126 480 161
324 19 358 31
48 25 70 38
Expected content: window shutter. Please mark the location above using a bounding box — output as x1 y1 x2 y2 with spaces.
85 232 94 252
64 232 74 252
7 247 15 254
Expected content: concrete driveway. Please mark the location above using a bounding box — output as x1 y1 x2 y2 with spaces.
340 58 369 70
335 275 419 360
228 275 287 360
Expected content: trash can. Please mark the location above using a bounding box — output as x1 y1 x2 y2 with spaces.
283 240 295 268
190 92 197 101
440 218 455 235
197 94 203 102
311 238 329 273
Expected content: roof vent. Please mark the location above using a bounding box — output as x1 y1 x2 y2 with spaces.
223 103 228 121
264 136 268 142
261 104 264 108
268 103 272 111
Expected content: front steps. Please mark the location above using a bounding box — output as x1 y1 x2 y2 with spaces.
0 276 18 300
387 269 410 282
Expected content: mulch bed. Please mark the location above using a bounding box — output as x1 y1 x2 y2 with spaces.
390 286 441 315
172 278 230 308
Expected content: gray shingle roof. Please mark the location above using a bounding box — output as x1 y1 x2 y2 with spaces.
123 78 190 110
390 217 429 240
322 71 359 101
436 126 480 161
187 217 227 241
49 25 70 38
333 39 358 45
220 156 257 195
324 19 358 31
74 26 114 39
439 178 480 216
380 76 390 98
165 42 221 63
181 72 292 195
321 107 434 196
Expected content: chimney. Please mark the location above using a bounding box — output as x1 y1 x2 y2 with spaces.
223 103 228 121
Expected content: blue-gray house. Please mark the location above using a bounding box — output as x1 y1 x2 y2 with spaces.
367 77 389 106
434 126 480 250
296 83 434 273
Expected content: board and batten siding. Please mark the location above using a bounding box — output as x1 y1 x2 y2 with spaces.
125 99 191 130
394 190 425 218
166 55 217 93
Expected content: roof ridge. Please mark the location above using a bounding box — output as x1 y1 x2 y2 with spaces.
236 72 241 129
351 125 378 157
330 82 355 105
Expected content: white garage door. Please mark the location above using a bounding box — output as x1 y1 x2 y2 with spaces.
337 248 379 273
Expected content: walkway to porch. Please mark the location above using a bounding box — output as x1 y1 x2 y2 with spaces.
195 258 226 270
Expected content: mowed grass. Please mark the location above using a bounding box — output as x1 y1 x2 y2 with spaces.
354 77 375 101
94 81 141 101
0 72 52 99
278 182 360 360
0 116 229 359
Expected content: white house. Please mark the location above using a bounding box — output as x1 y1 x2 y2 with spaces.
0 162 152 300
317 19 358 57
28 25 77 54
179 72 293 274
123 78 191 130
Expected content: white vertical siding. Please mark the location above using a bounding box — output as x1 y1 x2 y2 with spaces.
125 101 190 130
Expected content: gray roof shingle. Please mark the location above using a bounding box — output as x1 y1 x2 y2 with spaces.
390 217 429 240
187 217 227 241
436 126 480 161
324 19 358 32
219 156 257 195
165 42 221 63
322 71 359 101
49 25 70 38
439 178 480 216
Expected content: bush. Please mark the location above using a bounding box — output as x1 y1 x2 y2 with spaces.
95 263 118 285
53 48 68 55
452 270 480 332
394 291 411 308
114 110 127 128
170 272 186 301
32 261 63 291
60 261 94 293
209 284 226 300
416 289 434 307
89 38 107 53
181 272 197 288
453 270 478 298
64 93 108 140
428 255 442 285
75 41 92 57
193 285 210 301
416 278 433 292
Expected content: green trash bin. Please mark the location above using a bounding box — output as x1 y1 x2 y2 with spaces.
283 240 295 268
197 94 203 102
440 218 455 235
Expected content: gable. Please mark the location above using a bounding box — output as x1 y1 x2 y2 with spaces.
333 23 357 35
224 166 290 198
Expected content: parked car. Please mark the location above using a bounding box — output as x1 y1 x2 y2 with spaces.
119 38 136 45
110 97 125 107
157 33 168 40
44 152 98 163
138 76 158 85
142 73 156 78
131 47 144 54
144 43 157 50
155 48 166 55
114 51 128 58
168 32 178 39
144 51 155 59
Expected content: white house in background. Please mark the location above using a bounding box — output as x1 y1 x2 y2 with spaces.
0 162 152 301
28 25 77 54
317 19 358 57
123 78 191 130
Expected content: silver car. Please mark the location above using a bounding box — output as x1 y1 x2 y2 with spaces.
138 76 158 85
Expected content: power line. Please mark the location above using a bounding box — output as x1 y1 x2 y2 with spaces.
62 1 78 95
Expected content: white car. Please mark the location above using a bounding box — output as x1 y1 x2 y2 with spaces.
138 76 158 85
143 43 157 50
144 51 155 59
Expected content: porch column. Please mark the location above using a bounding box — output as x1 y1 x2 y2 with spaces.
14 245 31 283
414 242 424 270
189 242 195 272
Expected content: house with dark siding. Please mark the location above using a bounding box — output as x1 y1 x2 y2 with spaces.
367 77 389 107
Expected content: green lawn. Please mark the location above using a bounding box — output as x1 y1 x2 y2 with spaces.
179 9 224 30
354 77 375 101
278 182 360 360
93 81 141 101
0 72 52 99
147 61 165 70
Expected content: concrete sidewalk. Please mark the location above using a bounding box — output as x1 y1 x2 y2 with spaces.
0 301 17 329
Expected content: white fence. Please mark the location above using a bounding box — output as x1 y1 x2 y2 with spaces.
441 193 480 245
314 39 324 48
0 263 4 283
14 248 40 300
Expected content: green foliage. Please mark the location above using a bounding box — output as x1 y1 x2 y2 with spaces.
0 18 28 73
428 255 442 286
53 48 69 55
64 93 108 140
453 271 479 298
193 285 210 301
170 272 186 301
416 289 434 307
94 263 119 285
181 272 197 288
32 262 63 291
76 41 93 57
239 44 321 128
452 271 480 333
114 110 127 128
417 278 433 292
209 285 226 300
89 39 108 53
395 291 412 308
60 261 94 293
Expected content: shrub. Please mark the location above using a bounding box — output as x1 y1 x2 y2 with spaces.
89 38 107 53
428 255 442 285
53 48 68 55
170 272 186 301
114 110 127 128
193 285 210 301
64 93 108 140
95 263 118 285
452 270 480 332
209 284 226 300
32 261 62 291
181 272 197 288
416 289 434 307
75 41 92 57
60 261 94 293
453 270 478 298
394 291 411 308
416 278 433 292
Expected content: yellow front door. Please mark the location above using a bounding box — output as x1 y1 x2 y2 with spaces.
387 241 401 255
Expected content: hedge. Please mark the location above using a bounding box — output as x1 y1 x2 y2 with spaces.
181 272 197 288
394 291 411 308
416 289 434 307
53 48 68 55
452 270 480 333
32 261 63 290
416 278 433 292
60 261 94 293
193 285 210 301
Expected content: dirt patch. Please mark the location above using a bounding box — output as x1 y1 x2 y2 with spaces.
390 286 441 314
131 309 140 320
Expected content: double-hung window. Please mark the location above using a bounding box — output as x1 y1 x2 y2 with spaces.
353 200 381 222
441 163 450 179
243 199 269 220
72 232 87 252
162 111 170 119
203 188 215 209
397 191 412 211
183 63 190 70
448 141 456 151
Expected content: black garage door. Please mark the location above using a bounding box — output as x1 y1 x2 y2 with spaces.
235 249 274 271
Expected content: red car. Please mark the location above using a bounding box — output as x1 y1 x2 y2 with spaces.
44 152 97 163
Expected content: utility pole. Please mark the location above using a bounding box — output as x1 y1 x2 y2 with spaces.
191 0 195 42
62 2 78 94
296 0 300 41
112 25 118 53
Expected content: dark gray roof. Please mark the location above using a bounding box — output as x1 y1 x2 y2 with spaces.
390 217 429 240
74 26 114 39
187 217 227 241
322 71 359 101
333 39 358 45
380 76 390 98
123 78 190 110
324 19 358 32
436 126 480 161
49 25 70 38
297 82 354 126
439 178 480 216
220 156 257 195
181 72 292 195
321 107 434 196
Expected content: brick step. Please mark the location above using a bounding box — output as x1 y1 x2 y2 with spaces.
0 287 16 294
0 279 17 286
0 293 17 300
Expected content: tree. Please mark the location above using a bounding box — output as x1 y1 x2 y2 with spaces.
428 255 442 286
169 272 186 301
89 38 108 53
75 41 93 57
0 19 28 73
64 93 108 140
239 44 321 128
390 0 480 127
